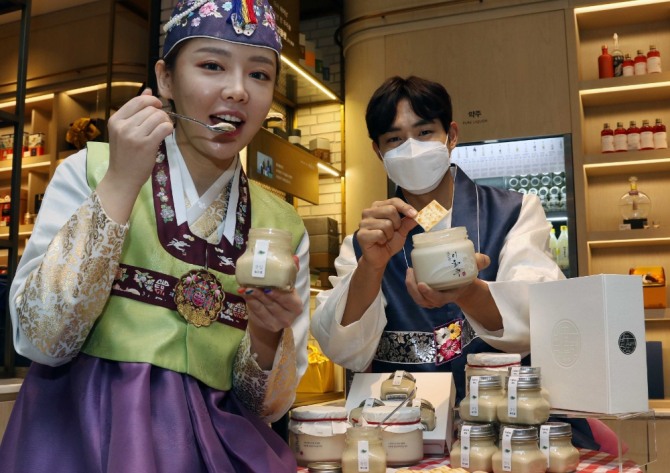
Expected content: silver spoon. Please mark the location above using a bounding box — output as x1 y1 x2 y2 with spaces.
165 111 236 133
379 386 418 430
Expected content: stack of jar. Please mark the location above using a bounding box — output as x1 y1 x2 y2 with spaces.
601 119 667 153
451 366 580 473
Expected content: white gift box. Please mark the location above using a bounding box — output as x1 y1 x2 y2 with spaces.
345 372 456 455
530 274 648 414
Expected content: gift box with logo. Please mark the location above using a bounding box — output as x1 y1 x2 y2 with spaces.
530 274 648 414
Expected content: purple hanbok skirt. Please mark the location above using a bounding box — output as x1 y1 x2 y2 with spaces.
0 354 296 473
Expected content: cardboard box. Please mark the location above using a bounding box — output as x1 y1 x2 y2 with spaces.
345 372 456 455
309 234 340 254
530 274 648 414
629 266 666 309
303 216 339 237
309 252 336 271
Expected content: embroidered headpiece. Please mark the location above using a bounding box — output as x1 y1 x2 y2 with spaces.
162 0 282 58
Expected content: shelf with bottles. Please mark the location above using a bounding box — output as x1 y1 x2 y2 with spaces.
574 0 670 83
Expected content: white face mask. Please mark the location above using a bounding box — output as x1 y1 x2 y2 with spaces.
381 137 451 194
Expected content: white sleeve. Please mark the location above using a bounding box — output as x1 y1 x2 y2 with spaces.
292 231 311 379
309 234 387 372
465 193 565 353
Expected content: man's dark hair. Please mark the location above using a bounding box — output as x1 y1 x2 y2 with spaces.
365 76 453 144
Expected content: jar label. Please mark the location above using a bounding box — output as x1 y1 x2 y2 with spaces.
357 440 370 472
507 376 519 418
501 428 513 472
540 425 551 467
461 425 472 468
392 370 404 386
640 131 654 149
251 239 270 277
654 131 667 149
469 376 480 416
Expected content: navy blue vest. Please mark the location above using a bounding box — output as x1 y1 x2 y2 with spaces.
353 166 523 401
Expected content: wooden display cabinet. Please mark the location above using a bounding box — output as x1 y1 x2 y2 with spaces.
571 0 670 412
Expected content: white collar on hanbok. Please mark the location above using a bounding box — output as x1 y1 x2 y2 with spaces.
165 132 241 244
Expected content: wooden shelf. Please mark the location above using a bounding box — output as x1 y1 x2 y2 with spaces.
584 150 670 177
645 308 670 320
575 1 670 31
0 224 33 238
579 72 670 107
0 155 51 179
587 228 670 248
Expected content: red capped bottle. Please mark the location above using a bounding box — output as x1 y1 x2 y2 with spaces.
601 123 614 153
634 50 647 75
640 120 655 150
647 46 662 74
614 122 628 152
598 45 614 78
627 120 640 151
654 118 667 149
622 54 634 76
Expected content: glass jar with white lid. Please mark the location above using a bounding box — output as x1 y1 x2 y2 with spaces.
360 406 423 467
459 375 504 423
411 226 477 290
450 422 499 472
411 397 436 431
235 227 297 290
539 422 580 473
492 426 547 473
349 398 385 425
289 405 349 467
497 374 550 425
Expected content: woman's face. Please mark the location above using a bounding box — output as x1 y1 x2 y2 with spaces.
156 38 277 166
375 99 453 157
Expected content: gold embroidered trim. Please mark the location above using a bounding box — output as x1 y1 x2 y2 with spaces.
17 192 128 360
233 328 297 423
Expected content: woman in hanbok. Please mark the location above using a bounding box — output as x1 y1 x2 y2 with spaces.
0 1 309 471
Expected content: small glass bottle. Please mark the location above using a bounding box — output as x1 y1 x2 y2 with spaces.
634 49 647 75
601 123 614 153
622 53 635 76
361 406 423 467
341 426 387 473
647 45 662 74
492 427 547 473
380 370 416 401
289 406 349 467
611 33 624 77
613 122 628 152
235 228 297 290
451 422 499 472
497 374 550 425
598 45 614 78
653 118 667 149
539 422 580 473
459 375 504 423
640 120 655 150
627 120 641 151
411 226 477 290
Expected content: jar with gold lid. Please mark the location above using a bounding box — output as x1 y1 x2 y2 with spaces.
289 406 349 467
307 461 343 473
450 422 499 472
497 374 550 425
539 422 580 473
361 406 423 467
349 398 385 425
492 426 547 473
235 227 297 290
458 375 503 423
341 426 386 473
380 370 416 401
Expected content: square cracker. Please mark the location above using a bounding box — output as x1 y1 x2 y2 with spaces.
415 199 448 231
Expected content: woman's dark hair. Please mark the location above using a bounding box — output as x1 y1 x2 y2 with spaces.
365 76 453 144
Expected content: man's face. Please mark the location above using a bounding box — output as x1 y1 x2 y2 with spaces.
375 99 449 157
